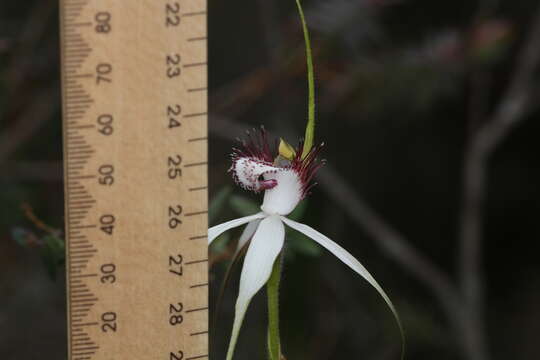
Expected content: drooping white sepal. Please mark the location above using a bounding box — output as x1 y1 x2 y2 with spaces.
226 215 285 360
208 213 266 244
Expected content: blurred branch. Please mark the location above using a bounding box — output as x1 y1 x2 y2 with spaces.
21 203 60 235
465 0 500 135
0 161 62 181
459 5 540 360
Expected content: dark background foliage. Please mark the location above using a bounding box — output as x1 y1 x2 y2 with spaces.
1 0 540 359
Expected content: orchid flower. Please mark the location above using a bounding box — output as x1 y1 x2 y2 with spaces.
210 1 402 359
209 129 402 360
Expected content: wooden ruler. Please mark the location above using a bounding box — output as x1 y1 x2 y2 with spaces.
60 1 208 359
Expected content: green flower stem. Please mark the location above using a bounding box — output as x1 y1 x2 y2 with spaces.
295 0 316 157
267 255 283 360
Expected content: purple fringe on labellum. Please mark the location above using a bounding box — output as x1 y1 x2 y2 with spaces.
231 127 277 163
229 127 325 199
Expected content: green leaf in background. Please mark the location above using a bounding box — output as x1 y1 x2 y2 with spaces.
229 194 261 217
209 186 233 224
40 235 65 280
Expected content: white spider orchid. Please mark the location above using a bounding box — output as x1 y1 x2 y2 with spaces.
209 129 402 360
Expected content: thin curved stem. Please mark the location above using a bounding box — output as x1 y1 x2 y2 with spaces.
267 255 283 360
295 0 316 157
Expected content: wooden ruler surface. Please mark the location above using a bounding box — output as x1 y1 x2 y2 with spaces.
60 1 208 359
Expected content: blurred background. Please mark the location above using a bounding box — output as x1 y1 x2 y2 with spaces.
2 0 540 359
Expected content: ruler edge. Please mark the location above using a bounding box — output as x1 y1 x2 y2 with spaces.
58 0 73 357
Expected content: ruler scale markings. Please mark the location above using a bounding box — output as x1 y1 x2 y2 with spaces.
61 1 208 359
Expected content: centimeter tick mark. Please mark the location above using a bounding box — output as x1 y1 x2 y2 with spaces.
186 355 208 360
70 22 92 27
70 73 93 79
183 11 207 17
185 210 208 217
70 273 97 278
188 137 207 142
184 161 207 168
184 62 207 68
188 36 207 42
183 112 207 118
185 259 208 265
186 306 208 313
190 330 209 337
190 282 208 288
187 87 207 93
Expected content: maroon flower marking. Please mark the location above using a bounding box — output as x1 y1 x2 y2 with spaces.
229 127 325 198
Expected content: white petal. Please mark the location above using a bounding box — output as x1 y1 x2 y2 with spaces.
280 216 404 340
235 219 261 254
261 169 303 216
226 216 285 360
208 213 266 244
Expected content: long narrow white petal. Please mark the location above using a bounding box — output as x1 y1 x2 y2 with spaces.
235 219 261 254
208 212 266 244
281 216 404 346
226 216 285 360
